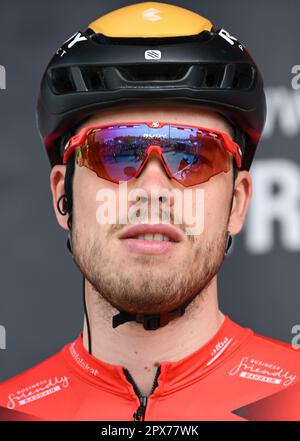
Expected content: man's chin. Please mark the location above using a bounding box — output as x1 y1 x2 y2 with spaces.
97 289 189 316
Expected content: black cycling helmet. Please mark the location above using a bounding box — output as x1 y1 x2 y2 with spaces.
36 2 267 336
37 1 266 171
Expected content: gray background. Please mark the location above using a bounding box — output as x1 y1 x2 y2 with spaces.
0 0 299 381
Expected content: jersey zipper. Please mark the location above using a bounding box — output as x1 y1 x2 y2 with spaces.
123 365 161 421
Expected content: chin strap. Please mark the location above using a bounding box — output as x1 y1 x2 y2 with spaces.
112 296 195 331
225 233 233 255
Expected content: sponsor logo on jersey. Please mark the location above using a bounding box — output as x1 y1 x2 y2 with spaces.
7 376 70 410
206 337 234 366
229 357 297 386
69 342 99 376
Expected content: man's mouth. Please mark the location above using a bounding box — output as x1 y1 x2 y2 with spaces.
119 224 182 242
118 224 183 254
134 233 173 242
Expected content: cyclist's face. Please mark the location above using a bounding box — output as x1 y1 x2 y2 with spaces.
51 102 252 315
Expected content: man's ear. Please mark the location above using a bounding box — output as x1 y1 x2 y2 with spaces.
50 165 69 231
228 170 252 236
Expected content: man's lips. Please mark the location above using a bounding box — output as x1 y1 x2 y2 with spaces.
118 224 183 242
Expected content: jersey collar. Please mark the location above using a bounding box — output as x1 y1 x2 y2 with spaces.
63 315 252 397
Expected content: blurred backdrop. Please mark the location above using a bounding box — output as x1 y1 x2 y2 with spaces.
0 0 299 381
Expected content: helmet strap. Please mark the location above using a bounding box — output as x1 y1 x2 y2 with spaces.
112 295 198 331
225 234 233 255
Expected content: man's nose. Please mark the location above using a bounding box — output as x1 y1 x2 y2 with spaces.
128 147 179 212
135 147 172 189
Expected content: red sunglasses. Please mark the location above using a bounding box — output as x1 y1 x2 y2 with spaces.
63 121 242 187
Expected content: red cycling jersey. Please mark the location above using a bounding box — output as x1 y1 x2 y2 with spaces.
1 315 300 421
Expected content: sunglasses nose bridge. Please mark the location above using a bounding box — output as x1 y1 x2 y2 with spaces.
147 145 162 156
135 144 172 179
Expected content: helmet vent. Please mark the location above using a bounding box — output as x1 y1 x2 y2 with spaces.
81 66 106 90
117 64 190 81
51 67 76 94
200 63 255 89
231 64 255 89
50 62 255 95
202 65 225 87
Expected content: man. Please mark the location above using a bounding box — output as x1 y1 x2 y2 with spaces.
1 2 299 421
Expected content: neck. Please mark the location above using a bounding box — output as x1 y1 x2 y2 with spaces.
82 277 224 396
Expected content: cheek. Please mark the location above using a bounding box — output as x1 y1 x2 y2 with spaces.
202 174 232 234
73 166 117 232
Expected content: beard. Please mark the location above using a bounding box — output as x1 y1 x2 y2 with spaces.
71 220 229 316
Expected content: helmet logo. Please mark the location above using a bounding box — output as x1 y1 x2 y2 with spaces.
67 32 87 49
218 28 244 52
145 50 161 60
142 8 162 22
56 32 87 58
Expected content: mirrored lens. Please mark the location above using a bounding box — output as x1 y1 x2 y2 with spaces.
163 126 231 186
80 124 231 185
84 125 150 182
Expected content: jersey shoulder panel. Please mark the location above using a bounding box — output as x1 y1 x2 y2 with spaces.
0 343 72 419
229 330 300 420
250 329 300 361
235 327 300 379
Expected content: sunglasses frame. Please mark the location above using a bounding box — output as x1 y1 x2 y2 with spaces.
63 121 242 182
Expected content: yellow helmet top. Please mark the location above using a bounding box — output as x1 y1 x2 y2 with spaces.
89 2 213 38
